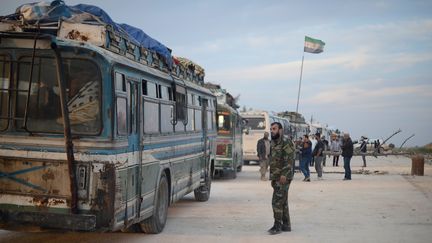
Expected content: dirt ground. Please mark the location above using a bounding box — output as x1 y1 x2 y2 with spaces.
0 156 431 243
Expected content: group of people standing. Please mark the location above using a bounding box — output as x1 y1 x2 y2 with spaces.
297 132 354 181
255 127 355 235
257 131 356 182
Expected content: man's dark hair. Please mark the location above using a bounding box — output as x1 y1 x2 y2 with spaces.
271 122 282 129
304 134 309 139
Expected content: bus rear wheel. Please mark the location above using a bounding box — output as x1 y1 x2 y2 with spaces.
194 173 211 202
140 172 169 234
237 165 242 172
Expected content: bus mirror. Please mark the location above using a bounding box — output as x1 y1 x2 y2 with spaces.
241 118 248 127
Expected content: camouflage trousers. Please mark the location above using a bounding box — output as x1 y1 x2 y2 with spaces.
271 179 292 225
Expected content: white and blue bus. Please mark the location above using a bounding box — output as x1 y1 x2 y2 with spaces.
0 11 216 233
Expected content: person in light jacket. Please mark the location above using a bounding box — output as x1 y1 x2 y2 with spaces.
330 134 341 166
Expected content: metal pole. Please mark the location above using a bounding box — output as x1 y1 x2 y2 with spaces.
295 52 305 113
52 42 78 214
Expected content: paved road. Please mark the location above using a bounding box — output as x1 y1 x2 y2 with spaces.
1 156 431 243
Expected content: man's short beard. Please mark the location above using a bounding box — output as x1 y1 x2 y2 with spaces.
271 133 280 140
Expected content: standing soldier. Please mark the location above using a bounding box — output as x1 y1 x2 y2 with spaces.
268 122 295 235
257 132 271 180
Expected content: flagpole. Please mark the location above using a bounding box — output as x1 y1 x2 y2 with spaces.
295 51 305 114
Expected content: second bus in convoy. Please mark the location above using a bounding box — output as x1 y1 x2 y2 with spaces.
206 83 243 179
241 110 291 164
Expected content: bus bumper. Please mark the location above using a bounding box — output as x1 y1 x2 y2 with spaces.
214 158 234 169
0 209 96 231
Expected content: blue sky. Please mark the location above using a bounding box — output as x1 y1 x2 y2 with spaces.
2 0 431 146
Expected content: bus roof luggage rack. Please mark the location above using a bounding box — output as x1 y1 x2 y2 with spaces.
0 0 206 85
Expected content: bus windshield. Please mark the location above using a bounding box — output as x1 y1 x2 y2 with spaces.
217 112 231 134
13 56 101 134
245 117 266 130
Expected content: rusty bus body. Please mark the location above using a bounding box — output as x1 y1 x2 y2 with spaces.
0 21 216 233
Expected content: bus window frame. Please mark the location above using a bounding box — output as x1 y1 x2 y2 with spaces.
127 78 139 135
0 53 11 132
115 72 128 136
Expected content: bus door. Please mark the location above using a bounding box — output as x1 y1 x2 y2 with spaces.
201 98 209 172
126 79 141 224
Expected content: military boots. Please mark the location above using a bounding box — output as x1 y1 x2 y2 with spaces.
268 221 282 235
281 222 291 232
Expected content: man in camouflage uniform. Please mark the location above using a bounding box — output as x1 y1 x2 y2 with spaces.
268 122 295 235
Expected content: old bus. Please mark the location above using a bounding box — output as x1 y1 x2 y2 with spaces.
241 110 291 164
277 111 310 140
208 86 243 179
0 12 216 233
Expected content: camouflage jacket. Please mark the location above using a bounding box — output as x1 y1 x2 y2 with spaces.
269 137 295 181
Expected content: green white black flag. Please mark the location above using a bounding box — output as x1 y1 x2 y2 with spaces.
304 36 325 53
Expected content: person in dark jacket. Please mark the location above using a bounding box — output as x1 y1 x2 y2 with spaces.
360 136 368 167
257 132 271 180
299 135 312 182
341 133 354 180
321 135 329 166
313 133 325 179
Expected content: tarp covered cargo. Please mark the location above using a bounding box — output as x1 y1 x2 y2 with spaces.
7 0 173 68
174 56 205 78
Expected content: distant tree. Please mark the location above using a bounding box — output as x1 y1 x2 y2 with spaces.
242 106 247 112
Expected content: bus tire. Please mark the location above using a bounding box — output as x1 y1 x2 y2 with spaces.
140 172 169 234
194 174 211 202
229 169 237 179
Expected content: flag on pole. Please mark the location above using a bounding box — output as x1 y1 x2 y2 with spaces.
304 36 325 53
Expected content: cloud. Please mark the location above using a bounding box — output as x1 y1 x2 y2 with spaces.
207 50 432 84
305 83 432 108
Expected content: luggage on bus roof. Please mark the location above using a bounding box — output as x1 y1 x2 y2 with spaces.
9 0 173 68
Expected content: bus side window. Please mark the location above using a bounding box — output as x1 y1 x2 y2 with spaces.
187 109 195 131
115 72 126 92
128 81 138 134
160 85 174 133
142 79 160 134
175 86 186 122
115 72 127 136
142 79 157 99
156 84 162 99
142 80 147 95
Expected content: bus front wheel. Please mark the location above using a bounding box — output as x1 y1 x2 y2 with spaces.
140 172 169 234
